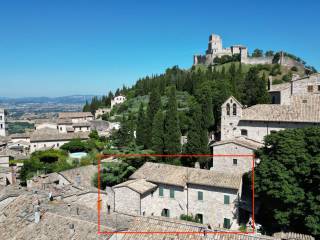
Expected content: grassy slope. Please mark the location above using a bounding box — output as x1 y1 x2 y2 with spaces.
109 91 193 121
194 62 305 84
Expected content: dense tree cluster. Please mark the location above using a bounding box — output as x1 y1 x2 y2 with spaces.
254 127 320 238
104 63 271 166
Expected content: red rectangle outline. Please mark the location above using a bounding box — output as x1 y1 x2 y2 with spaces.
96 154 255 235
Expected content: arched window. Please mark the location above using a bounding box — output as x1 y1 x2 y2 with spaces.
232 103 237 116
226 104 230 116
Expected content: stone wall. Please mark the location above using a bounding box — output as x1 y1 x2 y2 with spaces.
114 187 141 215
114 182 241 229
30 140 69 153
212 143 254 174
237 121 319 143
141 184 186 219
280 56 305 68
188 184 239 228
241 56 273 65
292 74 320 96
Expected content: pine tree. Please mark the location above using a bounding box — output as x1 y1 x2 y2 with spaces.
151 109 165 154
136 103 146 147
145 88 162 148
164 86 181 155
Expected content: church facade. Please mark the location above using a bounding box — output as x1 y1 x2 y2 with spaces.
212 73 320 174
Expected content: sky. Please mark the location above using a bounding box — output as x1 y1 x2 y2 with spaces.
0 0 319 97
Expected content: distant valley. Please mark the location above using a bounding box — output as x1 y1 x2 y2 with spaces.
0 95 97 120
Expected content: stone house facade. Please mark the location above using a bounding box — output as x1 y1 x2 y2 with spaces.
110 162 242 230
29 130 89 153
269 73 320 105
95 108 111 119
0 108 6 137
111 95 126 109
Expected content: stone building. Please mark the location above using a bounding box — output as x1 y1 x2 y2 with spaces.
0 108 6 137
29 128 89 153
194 33 248 66
194 33 305 68
111 95 126 109
110 162 242 230
269 73 320 105
95 107 111 119
212 73 320 174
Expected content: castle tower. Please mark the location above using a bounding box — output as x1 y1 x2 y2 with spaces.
206 33 223 55
0 108 6 137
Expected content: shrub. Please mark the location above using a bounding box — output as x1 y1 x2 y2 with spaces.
61 139 87 153
180 214 201 223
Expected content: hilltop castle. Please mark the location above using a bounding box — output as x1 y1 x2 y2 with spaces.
194 33 304 68
194 33 248 65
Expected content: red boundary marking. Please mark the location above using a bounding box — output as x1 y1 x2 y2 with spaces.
96 154 255 235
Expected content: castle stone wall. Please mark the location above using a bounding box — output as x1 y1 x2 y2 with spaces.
241 56 273 65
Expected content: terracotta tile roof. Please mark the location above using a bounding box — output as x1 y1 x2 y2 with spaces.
10 133 31 139
130 162 242 190
73 121 91 127
122 216 277 240
241 95 320 123
30 131 89 142
269 82 290 92
113 179 157 195
273 232 315 240
59 112 93 119
211 137 262 150
57 118 73 125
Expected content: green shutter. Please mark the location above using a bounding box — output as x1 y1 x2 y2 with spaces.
159 186 163 196
198 191 203 201
170 189 175 198
223 218 231 229
224 195 230 204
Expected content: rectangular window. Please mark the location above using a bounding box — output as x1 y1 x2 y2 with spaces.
0 124 2 129
196 214 203 224
241 129 248 136
170 189 175 199
307 85 313 92
233 159 237 165
159 186 164 197
224 195 230 204
0 116 2 120
318 85 320 91
223 218 231 229
161 208 170 217
198 191 203 201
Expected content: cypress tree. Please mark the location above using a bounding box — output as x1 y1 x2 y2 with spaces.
136 103 146 147
151 109 165 154
164 86 181 155
145 88 162 148
243 68 270 106
182 103 208 167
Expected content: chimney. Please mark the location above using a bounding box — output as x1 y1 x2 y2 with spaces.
34 205 40 224
268 76 273 91
195 162 200 169
69 223 75 235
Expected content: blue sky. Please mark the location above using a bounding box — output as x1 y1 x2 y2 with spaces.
0 0 319 97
